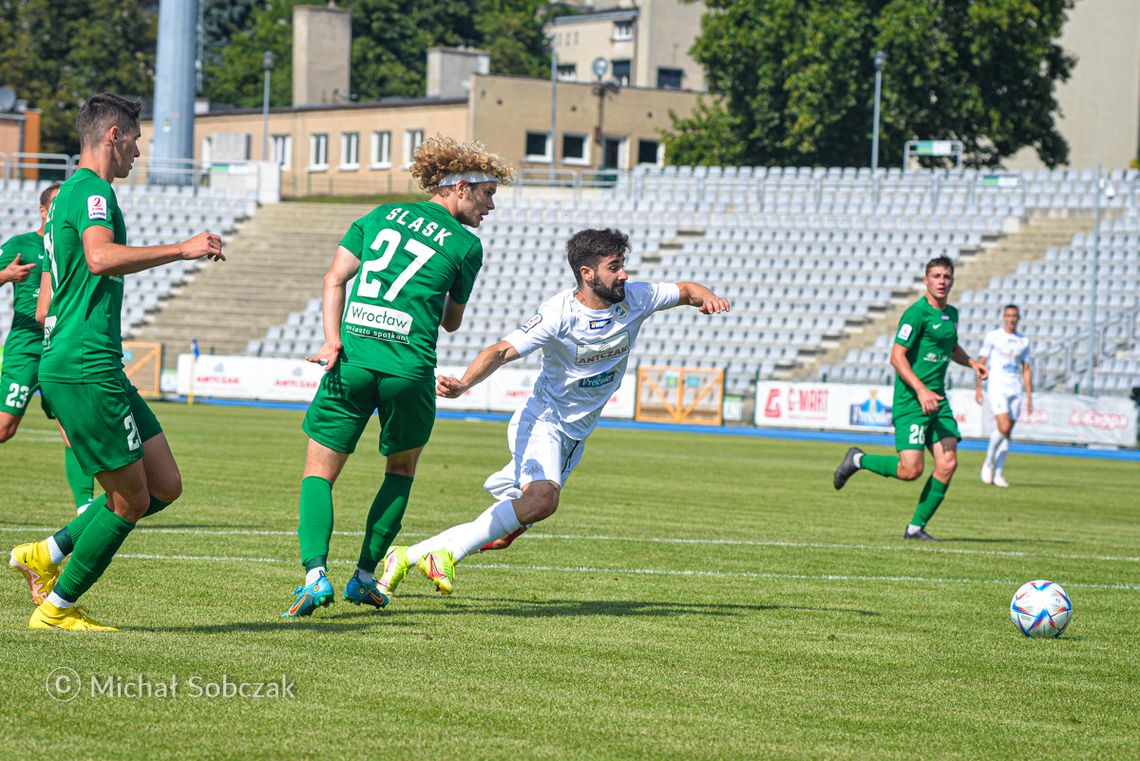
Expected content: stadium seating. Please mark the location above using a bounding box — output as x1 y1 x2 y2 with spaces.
0 178 252 346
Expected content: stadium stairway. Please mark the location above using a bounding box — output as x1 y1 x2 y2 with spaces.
794 215 1094 381
131 202 374 369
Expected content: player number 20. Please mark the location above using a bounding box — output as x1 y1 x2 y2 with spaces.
5 383 29 409
908 424 926 445
358 228 436 302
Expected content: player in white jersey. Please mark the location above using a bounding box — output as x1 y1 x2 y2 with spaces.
374 228 730 597
976 304 1032 487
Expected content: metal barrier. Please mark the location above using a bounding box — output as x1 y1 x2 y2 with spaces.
1036 311 1139 392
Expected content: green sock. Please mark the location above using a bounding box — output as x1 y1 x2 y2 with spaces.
53 493 108 555
53 506 135 602
144 497 173 517
910 476 950 528
298 476 334 571
357 474 414 573
63 446 94 508
860 453 900 478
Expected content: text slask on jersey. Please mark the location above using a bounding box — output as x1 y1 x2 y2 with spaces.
383 207 452 246
88 195 108 221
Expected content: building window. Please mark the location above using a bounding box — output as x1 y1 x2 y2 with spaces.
403 129 424 167
370 130 391 168
271 134 291 170
562 133 589 166
524 131 551 163
637 139 663 166
556 63 577 82
340 132 360 169
309 133 328 171
613 20 634 41
242 134 252 160
611 59 631 87
657 67 684 90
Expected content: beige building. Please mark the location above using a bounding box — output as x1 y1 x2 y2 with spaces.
1006 0 1140 170
549 0 706 92
140 73 700 197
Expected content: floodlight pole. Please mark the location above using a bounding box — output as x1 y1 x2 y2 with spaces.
261 51 275 161
871 51 885 173
550 38 557 182
1085 163 1110 395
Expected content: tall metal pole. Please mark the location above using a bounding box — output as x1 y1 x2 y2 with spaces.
1085 163 1103 394
550 40 557 182
871 51 885 173
262 51 274 162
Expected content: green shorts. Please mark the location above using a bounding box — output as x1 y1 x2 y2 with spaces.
40 373 163 476
893 400 961 451
302 363 436 456
0 350 53 418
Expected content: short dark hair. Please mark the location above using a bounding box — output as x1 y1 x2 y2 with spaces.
1003 303 1020 314
39 183 61 208
566 228 630 287
925 255 955 275
76 93 142 149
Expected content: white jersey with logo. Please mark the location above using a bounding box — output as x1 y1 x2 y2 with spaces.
981 328 1031 394
503 281 680 441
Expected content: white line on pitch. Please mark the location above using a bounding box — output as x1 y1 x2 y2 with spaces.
2 525 1135 564
112 552 1140 591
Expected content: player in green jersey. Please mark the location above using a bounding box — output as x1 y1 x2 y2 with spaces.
833 255 987 540
0 184 95 509
282 135 514 618
8 93 224 631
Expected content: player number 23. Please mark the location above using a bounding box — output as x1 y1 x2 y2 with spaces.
358 229 436 302
5 383 29 409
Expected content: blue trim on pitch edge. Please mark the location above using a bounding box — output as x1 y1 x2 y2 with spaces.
167 396 1140 462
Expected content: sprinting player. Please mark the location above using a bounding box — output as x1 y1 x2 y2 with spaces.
375 228 730 598
8 92 224 631
0 184 94 509
281 136 513 618
833 255 987 541
976 304 1032 487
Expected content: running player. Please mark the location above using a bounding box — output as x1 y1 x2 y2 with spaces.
281 136 513 618
833 255 987 541
8 92 224 631
0 184 94 509
977 304 1032 487
374 228 730 598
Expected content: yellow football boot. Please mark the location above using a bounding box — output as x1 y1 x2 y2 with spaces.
10 541 60 606
29 601 118 632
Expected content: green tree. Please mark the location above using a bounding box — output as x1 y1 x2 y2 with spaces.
204 0 300 109
0 0 156 155
665 0 1074 168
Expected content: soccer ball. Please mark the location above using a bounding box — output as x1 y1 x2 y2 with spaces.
1009 580 1072 638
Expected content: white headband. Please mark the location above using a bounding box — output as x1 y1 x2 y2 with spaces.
438 171 497 187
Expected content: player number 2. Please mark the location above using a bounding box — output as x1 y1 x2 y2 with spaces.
124 414 141 451
5 383 29 409
908 424 925 445
358 228 436 302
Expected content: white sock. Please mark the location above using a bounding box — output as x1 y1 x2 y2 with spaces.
354 567 373 584
410 500 522 565
305 566 326 585
46 590 73 609
985 429 1004 466
995 436 1010 474
46 536 65 564
906 524 923 536
853 452 863 468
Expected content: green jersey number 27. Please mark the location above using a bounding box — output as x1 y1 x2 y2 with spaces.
358 228 435 302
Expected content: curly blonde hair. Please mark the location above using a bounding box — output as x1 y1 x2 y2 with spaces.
411 135 515 193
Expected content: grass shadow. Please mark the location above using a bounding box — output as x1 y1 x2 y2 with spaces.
391 596 881 620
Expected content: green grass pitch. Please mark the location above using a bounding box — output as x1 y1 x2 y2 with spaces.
1 403 1137 759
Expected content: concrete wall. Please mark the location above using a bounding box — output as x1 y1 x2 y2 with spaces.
1006 0 1140 169
292 5 352 107
427 47 490 99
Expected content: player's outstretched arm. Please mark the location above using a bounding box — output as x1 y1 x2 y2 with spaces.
437 339 520 398
441 295 467 333
952 342 987 380
974 355 987 404
307 246 359 371
676 281 730 314
1023 361 1034 413
0 254 34 284
891 343 942 414
35 271 52 327
82 227 224 277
